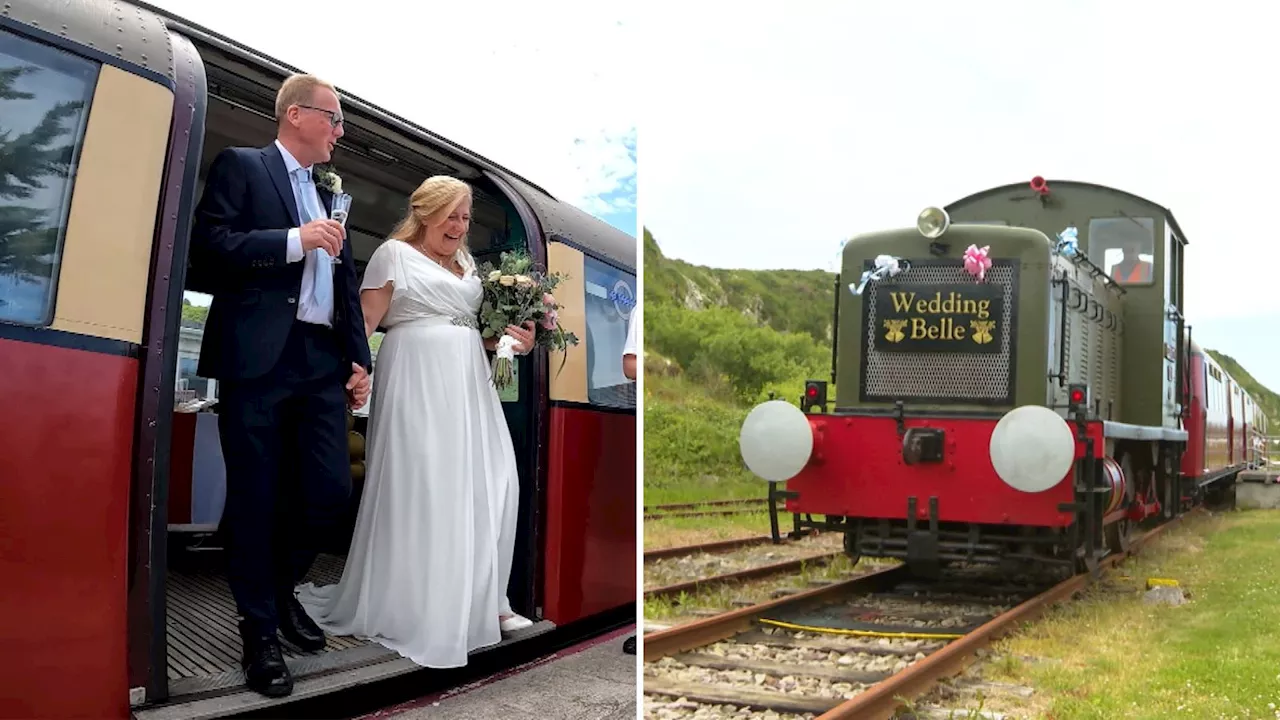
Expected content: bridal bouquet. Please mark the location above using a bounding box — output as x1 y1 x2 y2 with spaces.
477 250 580 390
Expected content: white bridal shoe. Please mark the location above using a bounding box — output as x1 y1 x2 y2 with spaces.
500 614 534 634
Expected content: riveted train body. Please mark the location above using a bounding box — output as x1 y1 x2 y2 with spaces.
742 178 1268 576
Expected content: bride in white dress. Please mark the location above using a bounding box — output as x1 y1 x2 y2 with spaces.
294 175 537 668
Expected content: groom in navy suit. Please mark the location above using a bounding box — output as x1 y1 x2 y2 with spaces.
190 73 372 698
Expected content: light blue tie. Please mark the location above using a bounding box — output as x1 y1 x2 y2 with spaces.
297 168 333 319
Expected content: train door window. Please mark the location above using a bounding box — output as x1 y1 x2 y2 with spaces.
582 255 636 409
0 31 97 326
177 291 218 406
467 184 522 256
1089 217 1155 286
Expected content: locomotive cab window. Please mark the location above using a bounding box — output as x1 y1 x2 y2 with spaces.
0 31 97 326
1089 216 1156 286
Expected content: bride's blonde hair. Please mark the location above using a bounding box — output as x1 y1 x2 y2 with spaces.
390 176 473 258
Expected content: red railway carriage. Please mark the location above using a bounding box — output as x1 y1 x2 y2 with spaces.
742 179 1266 577
1181 344 1256 482
0 2 636 718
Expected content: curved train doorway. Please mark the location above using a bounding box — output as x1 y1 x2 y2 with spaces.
154 37 551 709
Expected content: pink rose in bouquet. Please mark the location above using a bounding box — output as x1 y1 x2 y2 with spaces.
477 250 580 389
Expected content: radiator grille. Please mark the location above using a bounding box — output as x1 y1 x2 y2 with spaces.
859 260 1017 404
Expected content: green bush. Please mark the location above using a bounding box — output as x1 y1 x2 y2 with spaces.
644 301 829 403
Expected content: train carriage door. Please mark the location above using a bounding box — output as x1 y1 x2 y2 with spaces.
1245 396 1254 466
1162 220 1181 428
1227 380 1236 465
1238 386 1245 465
462 171 547 618
0 23 176 720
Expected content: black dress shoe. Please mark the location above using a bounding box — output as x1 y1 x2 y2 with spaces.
239 621 293 698
622 635 636 654
277 592 327 652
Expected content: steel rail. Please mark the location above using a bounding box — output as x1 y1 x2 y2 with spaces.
644 498 768 513
642 531 819 562
644 551 844 601
644 508 770 521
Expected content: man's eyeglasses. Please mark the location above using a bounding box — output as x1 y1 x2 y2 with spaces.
297 104 344 128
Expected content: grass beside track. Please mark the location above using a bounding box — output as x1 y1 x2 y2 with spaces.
973 509 1280 719
643 511 776 550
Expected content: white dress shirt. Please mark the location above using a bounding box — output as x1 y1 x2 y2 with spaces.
275 139 333 327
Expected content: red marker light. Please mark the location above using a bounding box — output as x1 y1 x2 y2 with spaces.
807 386 819 397
1070 389 1084 404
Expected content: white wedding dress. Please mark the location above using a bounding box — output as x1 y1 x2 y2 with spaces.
294 239 521 668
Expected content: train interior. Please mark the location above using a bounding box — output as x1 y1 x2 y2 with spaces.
156 51 549 702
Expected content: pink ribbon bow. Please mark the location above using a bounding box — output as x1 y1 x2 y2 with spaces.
963 244 992 282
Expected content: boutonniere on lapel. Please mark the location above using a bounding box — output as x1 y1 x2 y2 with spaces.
313 164 343 194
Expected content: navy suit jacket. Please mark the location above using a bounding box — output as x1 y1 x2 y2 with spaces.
189 144 372 381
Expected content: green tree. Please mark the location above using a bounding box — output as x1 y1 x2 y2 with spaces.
0 64 84 285
180 298 208 328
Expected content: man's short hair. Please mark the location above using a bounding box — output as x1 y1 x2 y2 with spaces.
275 74 339 121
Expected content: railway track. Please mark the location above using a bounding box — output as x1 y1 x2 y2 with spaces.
645 507 770 521
645 533 844 604
644 533 817 562
644 498 770 521
645 552 845 602
646 498 769 513
642 515 1189 719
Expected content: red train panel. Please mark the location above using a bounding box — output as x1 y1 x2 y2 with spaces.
785 414 1101 527
0 338 136 719
541 405 635 625
168 411 196 524
1180 353 1208 479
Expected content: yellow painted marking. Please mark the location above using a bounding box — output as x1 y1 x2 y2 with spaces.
758 618 966 641
1146 577 1180 589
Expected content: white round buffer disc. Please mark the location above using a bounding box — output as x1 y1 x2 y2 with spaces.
988 405 1076 493
739 400 814 483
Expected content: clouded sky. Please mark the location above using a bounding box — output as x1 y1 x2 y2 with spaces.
641 0 1280 391
150 0 636 237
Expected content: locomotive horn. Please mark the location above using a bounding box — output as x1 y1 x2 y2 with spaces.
739 400 814 482
988 405 1075 493
1030 176 1050 195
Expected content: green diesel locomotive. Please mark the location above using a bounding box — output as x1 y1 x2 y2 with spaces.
741 177 1267 575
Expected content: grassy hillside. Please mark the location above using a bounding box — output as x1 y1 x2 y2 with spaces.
642 230 835 502
643 228 836 344
642 230 834 404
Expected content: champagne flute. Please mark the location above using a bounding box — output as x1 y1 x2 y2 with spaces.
329 193 352 263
